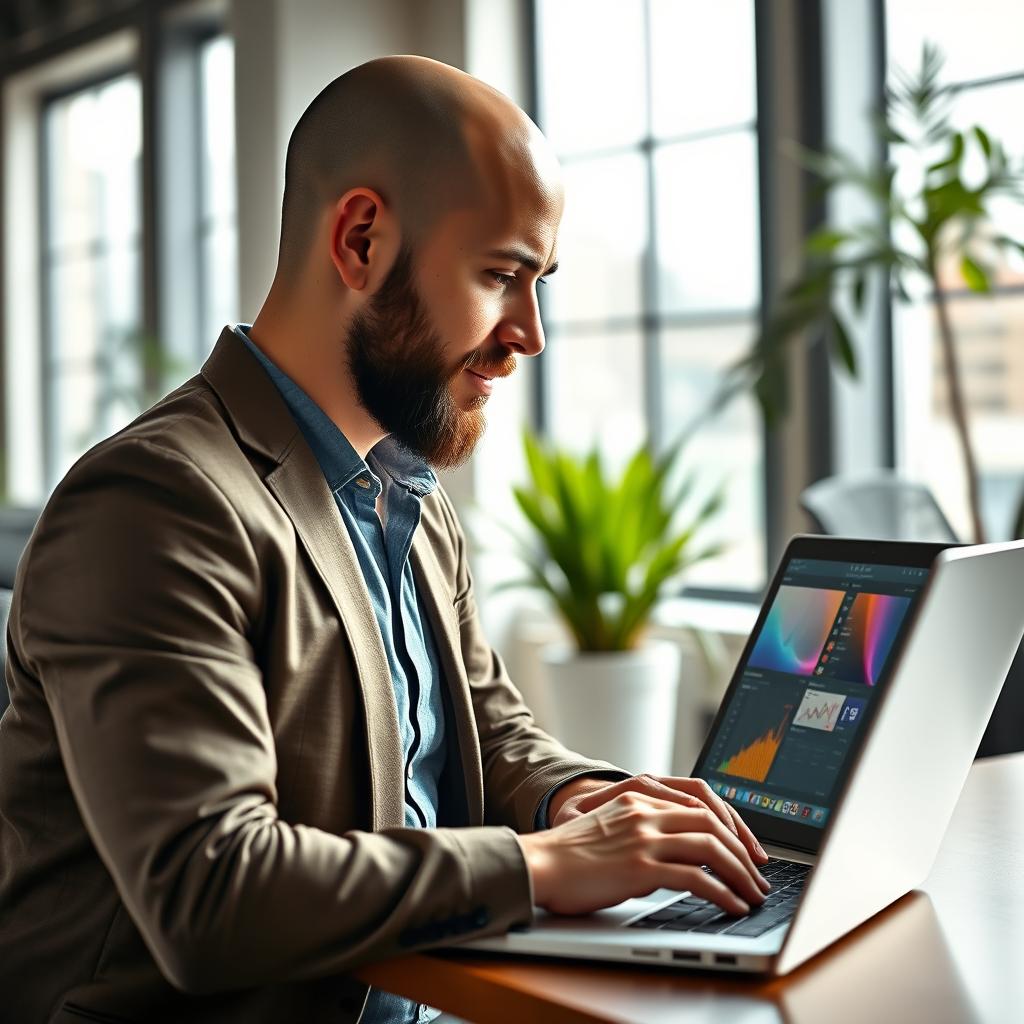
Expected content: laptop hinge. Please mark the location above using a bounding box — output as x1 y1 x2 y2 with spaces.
761 843 817 866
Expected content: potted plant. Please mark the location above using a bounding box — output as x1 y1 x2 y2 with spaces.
502 430 723 774
718 43 1024 542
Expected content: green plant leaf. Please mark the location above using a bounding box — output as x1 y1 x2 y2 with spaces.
974 125 992 158
806 228 849 254
829 312 858 375
852 269 867 314
926 131 964 175
995 235 1024 259
960 253 990 293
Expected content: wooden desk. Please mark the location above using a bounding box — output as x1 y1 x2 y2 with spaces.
359 753 1024 1023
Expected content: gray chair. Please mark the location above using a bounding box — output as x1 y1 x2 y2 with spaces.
799 471 959 543
799 473 1023 758
0 506 41 589
0 587 11 718
0 508 39 718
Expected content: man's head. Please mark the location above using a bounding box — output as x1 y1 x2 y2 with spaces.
267 55 564 468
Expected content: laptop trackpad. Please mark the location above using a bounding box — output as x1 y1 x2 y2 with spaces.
522 889 681 933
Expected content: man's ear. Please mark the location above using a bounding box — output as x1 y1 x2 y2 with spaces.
328 187 398 292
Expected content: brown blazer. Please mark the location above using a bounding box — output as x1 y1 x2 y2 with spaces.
0 329 618 1023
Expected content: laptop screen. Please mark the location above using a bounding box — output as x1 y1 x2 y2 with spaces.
694 545 936 850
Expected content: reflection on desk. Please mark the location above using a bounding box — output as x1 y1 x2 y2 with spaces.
772 893 975 1024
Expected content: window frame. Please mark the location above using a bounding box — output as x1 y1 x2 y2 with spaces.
38 64 139 487
2 1 232 495
194 28 238 362
528 0 772 602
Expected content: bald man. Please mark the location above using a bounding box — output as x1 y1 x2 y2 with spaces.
0 57 767 1024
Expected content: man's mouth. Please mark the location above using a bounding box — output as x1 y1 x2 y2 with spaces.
465 363 513 382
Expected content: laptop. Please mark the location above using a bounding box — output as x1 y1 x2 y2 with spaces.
461 535 1024 975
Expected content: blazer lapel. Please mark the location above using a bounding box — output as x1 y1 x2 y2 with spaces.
266 451 405 830
202 329 405 830
410 531 484 825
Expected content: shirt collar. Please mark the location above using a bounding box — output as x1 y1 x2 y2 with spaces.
234 324 437 498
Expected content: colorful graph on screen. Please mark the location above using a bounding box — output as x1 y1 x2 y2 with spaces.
794 689 846 732
717 704 794 782
834 592 912 686
748 586 844 676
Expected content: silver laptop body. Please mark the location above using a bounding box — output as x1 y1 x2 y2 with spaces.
461 536 1024 975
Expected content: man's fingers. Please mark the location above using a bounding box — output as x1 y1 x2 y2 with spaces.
653 809 769 896
651 776 737 832
651 777 768 862
723 802 769 863
652 863 750 917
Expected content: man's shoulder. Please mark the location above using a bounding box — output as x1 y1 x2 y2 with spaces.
65 373 260 492
31 373 279 571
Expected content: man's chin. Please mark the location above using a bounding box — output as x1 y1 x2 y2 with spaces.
420 410 487 470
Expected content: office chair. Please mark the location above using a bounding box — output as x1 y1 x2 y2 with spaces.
799 472 1022 758
0 508 38 718
799 472 959 543
0 506 40 590
0 587 11 717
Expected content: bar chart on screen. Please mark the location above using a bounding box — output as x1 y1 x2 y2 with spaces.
716 701 794 783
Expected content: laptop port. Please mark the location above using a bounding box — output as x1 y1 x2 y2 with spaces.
631 948 661 959
671 951 701 963
715 954 738 965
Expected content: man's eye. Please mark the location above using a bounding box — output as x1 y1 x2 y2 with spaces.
489 271 516 288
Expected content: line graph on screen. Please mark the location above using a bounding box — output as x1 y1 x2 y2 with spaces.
794 689 846 732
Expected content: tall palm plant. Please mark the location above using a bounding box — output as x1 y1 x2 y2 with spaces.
720 44 1024 542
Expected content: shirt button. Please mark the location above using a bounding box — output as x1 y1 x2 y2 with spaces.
355 477 370 489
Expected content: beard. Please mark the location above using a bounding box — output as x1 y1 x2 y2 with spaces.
346 245 515 470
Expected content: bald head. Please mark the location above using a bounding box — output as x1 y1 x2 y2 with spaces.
277 55 549 279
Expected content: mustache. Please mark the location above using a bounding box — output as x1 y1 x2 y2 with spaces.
462 348 517 379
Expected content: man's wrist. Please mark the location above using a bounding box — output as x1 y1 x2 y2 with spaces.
515 830 551 907
546 774 618 827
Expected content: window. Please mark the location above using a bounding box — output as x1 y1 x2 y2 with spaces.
22 17 237 496
197 33 238 356
886 0 1024 540
41 73 143 484
533 0 765 592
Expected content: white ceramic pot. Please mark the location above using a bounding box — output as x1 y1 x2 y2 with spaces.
541 639 682 776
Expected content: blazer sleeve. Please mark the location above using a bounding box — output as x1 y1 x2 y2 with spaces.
433 490 630 833
13 437 533 995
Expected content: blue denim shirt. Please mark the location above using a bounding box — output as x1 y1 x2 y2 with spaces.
237 326 446 1024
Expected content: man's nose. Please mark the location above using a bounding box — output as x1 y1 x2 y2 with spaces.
495 294 546 357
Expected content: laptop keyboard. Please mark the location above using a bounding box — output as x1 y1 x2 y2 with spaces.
627 858 810 938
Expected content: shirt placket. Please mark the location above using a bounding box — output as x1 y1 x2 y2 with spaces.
386 484 433 828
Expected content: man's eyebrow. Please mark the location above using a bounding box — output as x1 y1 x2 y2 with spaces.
487 247 559 277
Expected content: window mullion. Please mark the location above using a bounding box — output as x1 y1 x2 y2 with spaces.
640 0 662 453
138 3 161 399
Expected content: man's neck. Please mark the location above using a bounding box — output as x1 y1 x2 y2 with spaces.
248 301 386 459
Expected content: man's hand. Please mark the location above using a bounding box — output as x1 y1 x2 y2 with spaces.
550 774 767 863
519 775 770 917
